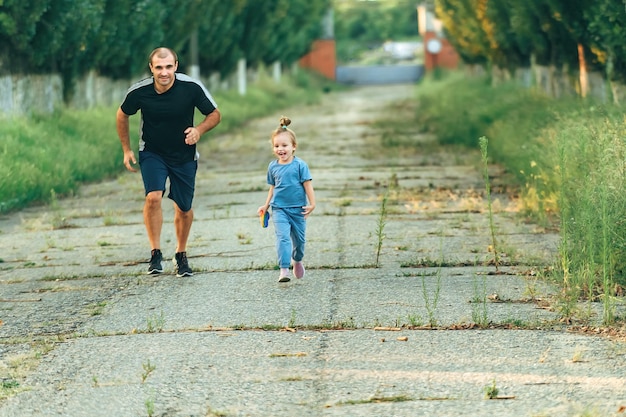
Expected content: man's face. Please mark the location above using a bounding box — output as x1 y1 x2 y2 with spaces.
149 54 178 92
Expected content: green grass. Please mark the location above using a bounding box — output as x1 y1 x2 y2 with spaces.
0 70 334 214
0 108 122 212
413 70 626 323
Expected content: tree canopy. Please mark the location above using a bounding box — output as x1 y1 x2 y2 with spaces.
334 0 419 44
434 0 626 83
0 0 331 94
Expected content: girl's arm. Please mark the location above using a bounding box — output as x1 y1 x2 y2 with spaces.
258 185 275 215
302 180 316 218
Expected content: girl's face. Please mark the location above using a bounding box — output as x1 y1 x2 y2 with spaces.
273 132 296 164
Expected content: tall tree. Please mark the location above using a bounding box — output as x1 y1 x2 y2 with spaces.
91 0 166 80
0 0 50 73
479 0 530 72
260 0 331 67
586 0 626 84
335 0 418 43
435 0 489 65
186 0 247 77
0 0 336 93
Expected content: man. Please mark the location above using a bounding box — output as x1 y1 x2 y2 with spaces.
116 47 221 277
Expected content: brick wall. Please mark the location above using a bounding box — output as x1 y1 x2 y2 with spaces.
423 31 459 71
299 39 336 80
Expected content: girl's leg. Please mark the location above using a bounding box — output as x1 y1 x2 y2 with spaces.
289 209 307 262
272 209 293 269
289 208 307 278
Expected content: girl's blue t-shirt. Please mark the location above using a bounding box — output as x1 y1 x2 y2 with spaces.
267 156 312 208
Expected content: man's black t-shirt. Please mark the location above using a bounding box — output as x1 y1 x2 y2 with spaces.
120 73 218 164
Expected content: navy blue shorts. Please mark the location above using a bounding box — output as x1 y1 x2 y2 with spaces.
139 151 197 212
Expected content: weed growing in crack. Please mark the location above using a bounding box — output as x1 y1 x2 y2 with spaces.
407 313 423 327
141 360 156 383
145 390 156 417
374 193 388 267
421 268 441 328
88 301 107 316
0 378 20 400
49 189 72 230
336 198 352 207
146 310 165 333
336 317 357 329
523 272 541 302
288 308 297 328
0 379 24 404
479 136 500 271
1 337 57 397
501 317 527 328
471 268 489 328
236 232 252 245
483 379 499 399
420 235 444 327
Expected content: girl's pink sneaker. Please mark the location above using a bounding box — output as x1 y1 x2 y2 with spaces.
294 261 305 279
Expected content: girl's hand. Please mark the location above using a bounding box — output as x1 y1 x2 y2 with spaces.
302 204 315 218
257 206 268 216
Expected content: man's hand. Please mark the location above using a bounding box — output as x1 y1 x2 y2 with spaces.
123 150 137 172
184 126 200 145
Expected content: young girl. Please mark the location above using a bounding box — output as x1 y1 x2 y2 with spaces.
258 116 316 282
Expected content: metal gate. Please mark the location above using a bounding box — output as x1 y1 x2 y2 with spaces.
336 64 425 85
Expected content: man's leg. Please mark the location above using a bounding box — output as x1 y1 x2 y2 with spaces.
174 203 193 253
139 151 168 274
172 203 194 277
144 191 164 250
139 152 168 253
144 190 164 274
169 159 197 277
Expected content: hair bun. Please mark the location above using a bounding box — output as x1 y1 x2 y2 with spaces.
279 116 291 128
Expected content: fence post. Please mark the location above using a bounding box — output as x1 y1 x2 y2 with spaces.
238 58 246 96
272 62 281 83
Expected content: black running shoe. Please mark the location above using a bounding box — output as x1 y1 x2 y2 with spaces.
173 252 193 277
148 249 163 274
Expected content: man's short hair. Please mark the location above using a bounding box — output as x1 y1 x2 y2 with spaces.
149 47 178 65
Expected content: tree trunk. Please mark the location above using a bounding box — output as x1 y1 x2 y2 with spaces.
578 43 588 98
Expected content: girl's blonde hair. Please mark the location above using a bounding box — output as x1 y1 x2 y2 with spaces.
271 116 297 148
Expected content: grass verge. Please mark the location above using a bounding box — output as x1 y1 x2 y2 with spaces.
414 70 626 324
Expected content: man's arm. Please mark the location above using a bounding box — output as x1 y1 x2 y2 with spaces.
184 109 222 145
116 107 137 172
197 109 221 135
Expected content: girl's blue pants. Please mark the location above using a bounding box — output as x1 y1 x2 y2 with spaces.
271 207 306 268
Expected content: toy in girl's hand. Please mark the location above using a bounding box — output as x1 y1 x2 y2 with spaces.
260 210 270 228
